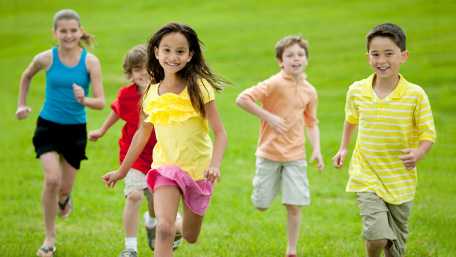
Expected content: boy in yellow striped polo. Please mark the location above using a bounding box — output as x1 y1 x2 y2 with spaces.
332 23 436 257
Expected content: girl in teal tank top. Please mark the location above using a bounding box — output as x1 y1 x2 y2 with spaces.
15 9 105 257
40 47 91 124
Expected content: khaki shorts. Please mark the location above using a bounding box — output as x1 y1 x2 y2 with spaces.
251 157 310 208
357 192 412 257
124 168 148 196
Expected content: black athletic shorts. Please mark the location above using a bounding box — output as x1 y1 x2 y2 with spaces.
32 116 88 169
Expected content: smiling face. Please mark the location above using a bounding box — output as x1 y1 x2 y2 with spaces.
53 19 82 49
278 43 308 77
368 36 408 79
154 32 193 75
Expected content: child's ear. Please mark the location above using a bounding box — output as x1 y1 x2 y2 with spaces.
186 51 194 63
154 47 159 59
401 50 409 63
276 58 283 68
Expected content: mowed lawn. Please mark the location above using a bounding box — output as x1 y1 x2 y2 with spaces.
1 1 455 256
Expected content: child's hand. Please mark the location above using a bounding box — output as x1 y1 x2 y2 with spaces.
332 148 347 169
399 148 422 170
72 83 85 105
16 105 32 120
311 151 325 171
204 166 220 183
88 129 104 141
102 171 125 188
265 113 287 134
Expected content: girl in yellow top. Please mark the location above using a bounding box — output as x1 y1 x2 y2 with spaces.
103 22 227 257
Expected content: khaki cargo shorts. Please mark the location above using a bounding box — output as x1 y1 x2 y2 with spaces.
252 157 310 208
357 192 412 257
124 168 148 196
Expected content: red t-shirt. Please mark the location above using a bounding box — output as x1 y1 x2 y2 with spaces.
111 84 157 174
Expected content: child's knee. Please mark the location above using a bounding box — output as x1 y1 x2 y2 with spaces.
285 204 301 216
44 176 61 190
183 231 199 244
126 190 144 203
156 219 176 240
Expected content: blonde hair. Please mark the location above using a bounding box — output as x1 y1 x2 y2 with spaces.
275 35 309 60
123 44 149 79
53 9 95 48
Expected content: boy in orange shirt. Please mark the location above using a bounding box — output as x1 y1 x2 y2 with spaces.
236 35 324 257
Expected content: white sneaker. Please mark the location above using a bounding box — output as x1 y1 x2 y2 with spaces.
118 248 137 257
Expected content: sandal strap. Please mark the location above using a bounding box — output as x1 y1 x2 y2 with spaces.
39 245 56 253
58 195 71 210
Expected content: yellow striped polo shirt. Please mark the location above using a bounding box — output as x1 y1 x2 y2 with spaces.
345 74 436 204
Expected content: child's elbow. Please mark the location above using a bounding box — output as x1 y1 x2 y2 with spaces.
235 95 247 108
21 71 32 81
96 99 106 110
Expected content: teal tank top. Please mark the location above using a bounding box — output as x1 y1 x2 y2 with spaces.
40 47 91 124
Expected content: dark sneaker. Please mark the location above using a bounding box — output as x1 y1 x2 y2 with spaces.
144 212 157 250
172 231 183 250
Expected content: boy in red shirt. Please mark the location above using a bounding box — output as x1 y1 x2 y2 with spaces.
89 45 180 256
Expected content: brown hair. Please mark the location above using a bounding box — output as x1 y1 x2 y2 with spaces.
275 35 309 61
53 9 95 48
367 23 406 51
146 22 224 117
123 44 149 79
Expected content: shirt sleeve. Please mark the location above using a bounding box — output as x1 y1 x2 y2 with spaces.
142 86 155 124
345 84 359 124
303 85 319 127
414 90 436 142
238 80 269 103
111 89 123 118
200 82 215 104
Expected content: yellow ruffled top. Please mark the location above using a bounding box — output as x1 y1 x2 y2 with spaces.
144 93 200 125
142 82 215 180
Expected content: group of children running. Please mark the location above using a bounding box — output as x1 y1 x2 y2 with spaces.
16 8 436 257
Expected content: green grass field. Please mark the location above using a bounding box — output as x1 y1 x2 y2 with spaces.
1 1 455 256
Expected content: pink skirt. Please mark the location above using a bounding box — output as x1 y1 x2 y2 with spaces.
146 166 213 216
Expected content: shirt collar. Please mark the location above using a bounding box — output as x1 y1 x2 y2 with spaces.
361 73 407 99
280 70 307 82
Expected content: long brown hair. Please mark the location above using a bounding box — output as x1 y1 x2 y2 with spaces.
146 22 224 116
